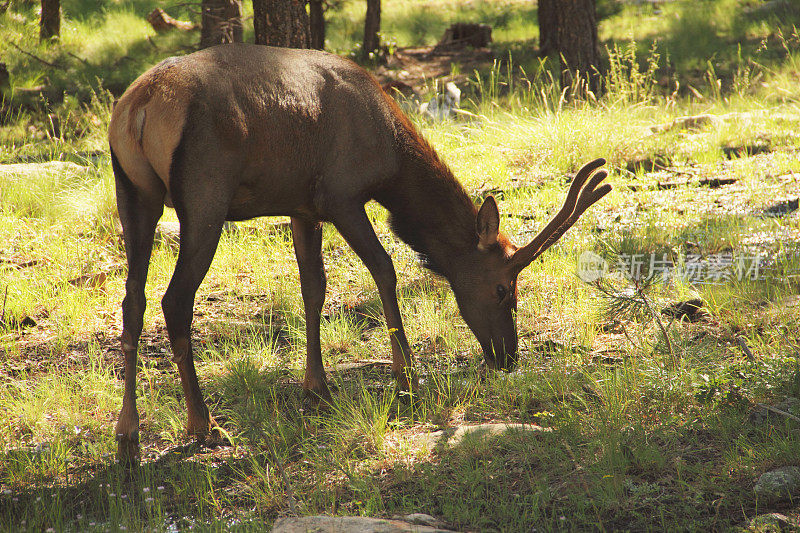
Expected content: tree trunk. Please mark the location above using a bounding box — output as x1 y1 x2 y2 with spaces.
363 0 381 57
554 0 600 95
537 0 557 56
39 0 60 41
200 0 243 47
253 0 310 48
309 0 325 50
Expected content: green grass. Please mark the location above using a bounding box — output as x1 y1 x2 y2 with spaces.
2 0 800 531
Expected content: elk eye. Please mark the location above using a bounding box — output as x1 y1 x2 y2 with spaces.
496 284 507 301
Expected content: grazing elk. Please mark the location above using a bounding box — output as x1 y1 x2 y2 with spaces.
108 43 611 461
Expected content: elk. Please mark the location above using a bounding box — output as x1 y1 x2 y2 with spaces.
108 43 611 461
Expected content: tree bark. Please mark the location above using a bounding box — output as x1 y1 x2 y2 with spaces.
40 0 60 41
309 0 325 50
554 0 600 95
363 0 381 57
537 0 557 57
253 0 310 48
200 0 243 47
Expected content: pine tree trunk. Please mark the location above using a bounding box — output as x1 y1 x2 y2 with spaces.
554 0 600 95
309 0 325 50
363 0 381 57
253 0 310 48
200 0 243 47
538 0 557 56
40 0 60 41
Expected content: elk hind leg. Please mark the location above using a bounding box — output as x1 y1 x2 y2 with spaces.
112 150 164 462
163 154 232 443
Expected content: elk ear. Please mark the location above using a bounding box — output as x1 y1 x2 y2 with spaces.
476 195 500 251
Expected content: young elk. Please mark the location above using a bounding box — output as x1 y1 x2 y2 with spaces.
109 43 611 461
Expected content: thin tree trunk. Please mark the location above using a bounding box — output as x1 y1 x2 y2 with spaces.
309 0 325 50
40 0 60 41
200 0 243 47
554 0 600 95
253 0 310 48
363 0 381 57
537 0 557 57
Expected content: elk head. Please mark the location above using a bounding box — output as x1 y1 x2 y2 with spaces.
449 158 611 370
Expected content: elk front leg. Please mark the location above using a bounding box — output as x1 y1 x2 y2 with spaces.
331 206 417 392
291 218 331 404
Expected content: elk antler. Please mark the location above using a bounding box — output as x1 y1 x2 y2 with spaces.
510 158 611 272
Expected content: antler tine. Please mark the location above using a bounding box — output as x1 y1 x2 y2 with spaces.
521 172 611 266
510 158 607 271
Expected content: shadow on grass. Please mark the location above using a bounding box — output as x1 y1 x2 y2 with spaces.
1 352 798 531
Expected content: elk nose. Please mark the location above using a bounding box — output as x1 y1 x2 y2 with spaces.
483 340 518 371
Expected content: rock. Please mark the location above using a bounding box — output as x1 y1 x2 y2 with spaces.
648 114 721 134
447 423 548 446
754 466 800 504
749 398 800 426
743 512 797 532
411 423 548 452
392 514 446 528
271 515 457 532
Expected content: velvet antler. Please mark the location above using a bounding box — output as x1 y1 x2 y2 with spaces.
510 158 611 272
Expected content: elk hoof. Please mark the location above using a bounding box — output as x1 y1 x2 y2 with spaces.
395 371 420 404
395 366 419 390
187 409 214 439
201 424 231 448
116 430 140 465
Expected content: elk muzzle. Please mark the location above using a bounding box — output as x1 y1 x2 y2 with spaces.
481 334 519 371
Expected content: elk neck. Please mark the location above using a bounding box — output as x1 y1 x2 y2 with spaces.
375 127 479 278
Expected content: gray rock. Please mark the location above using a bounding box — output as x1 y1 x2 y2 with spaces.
648 114 721 134
754 466 800 503
749 398 800 426
413 423 549 450
391 514 446 528
272 515 457 532
743 512 797 532
447 423 548 446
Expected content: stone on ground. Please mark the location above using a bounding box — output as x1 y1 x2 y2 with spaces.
272 515 458 532
754 466 800 503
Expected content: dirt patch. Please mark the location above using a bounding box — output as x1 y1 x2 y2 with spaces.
374 46 494 92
